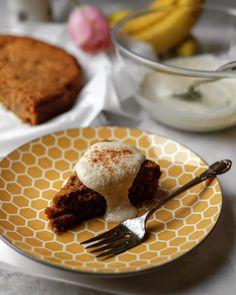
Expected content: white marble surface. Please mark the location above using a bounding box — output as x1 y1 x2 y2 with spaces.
0 269 112 295
1 0 236 295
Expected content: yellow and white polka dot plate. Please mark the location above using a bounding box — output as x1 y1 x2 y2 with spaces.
0 127 222 276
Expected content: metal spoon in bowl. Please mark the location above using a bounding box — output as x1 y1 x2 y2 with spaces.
173 60 236 100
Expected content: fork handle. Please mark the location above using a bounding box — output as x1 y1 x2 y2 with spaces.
143 159 232 222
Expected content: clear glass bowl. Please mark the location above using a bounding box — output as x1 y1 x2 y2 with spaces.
112 4 236 132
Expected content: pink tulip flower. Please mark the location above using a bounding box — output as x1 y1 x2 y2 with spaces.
68 5 111 53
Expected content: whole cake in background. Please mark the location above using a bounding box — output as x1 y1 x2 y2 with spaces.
0 35 84 125
45 141 162 233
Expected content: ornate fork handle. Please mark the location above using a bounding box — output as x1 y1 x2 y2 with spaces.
144 159 232 221
82 159 232 258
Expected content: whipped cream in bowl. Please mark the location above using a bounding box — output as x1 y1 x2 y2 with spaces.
74 141 145 223
137 55 236 132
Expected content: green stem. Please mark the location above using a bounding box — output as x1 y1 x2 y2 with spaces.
70 0 80 7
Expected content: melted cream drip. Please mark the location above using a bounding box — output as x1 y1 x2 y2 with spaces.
74 141 145 223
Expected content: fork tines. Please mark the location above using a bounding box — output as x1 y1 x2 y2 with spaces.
80 224 122 245
81 224 138 259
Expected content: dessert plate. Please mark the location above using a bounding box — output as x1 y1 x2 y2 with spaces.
0 127 222 276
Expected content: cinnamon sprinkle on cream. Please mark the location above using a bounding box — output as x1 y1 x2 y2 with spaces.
74 141 145 222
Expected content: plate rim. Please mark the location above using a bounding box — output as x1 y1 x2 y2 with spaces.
0 126 223 277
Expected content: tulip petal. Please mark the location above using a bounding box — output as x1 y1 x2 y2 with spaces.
68 5 111 54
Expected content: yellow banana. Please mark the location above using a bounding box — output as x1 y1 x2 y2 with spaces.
125 0 177 35
149 0 176 9
109 10 131 27
131 0 204 55
176 35 200 57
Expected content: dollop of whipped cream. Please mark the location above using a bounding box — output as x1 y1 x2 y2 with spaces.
74 141 145 223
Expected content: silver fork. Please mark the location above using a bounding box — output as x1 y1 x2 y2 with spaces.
81 159 232 259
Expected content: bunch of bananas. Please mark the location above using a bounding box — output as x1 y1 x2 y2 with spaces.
110 0 203 56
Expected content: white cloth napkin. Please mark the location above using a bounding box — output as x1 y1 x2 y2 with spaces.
0 23 135 159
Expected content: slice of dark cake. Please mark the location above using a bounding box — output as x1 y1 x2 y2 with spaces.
45 159 161 233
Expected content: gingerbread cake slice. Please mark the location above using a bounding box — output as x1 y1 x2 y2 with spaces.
45 142 161 233
0 35 83 125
